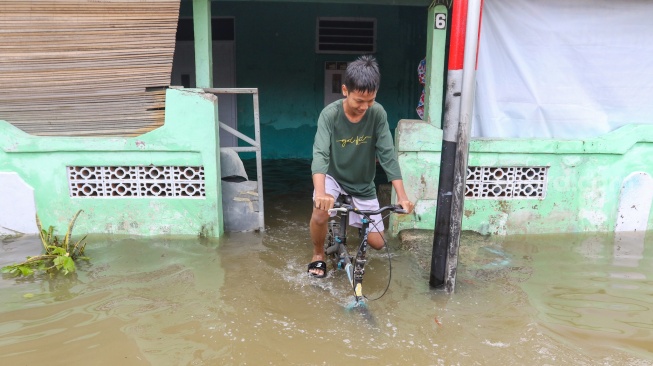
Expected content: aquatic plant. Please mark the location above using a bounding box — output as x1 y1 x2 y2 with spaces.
1 210 89 277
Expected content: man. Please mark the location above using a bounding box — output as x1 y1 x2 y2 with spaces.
308 55 414 278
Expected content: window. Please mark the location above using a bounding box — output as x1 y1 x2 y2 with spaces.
316 17 376 54
465 166 548 199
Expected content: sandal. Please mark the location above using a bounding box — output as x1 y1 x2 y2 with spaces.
307 260 327 278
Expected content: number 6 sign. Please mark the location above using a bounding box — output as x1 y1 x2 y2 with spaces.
435 13 447 29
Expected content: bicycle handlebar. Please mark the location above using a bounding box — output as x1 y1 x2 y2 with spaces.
329 203 408 215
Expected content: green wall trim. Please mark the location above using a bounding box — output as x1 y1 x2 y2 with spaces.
397 120 653 155
392 120 653 236
0 88 224 237
424 4 448 127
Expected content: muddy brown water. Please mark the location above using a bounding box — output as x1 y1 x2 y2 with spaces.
2 169 653 365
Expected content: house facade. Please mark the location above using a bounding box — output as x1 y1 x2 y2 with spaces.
1 0 652 237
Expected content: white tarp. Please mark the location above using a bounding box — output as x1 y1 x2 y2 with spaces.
473 0 653 138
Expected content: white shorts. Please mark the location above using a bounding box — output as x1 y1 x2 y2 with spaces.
313 175 384 233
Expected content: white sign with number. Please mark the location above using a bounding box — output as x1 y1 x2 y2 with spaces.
435 13 447 29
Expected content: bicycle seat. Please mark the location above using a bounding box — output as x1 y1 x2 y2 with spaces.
335 194 353 206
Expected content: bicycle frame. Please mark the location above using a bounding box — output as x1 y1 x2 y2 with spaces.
325 194 405 305
326 204 371 304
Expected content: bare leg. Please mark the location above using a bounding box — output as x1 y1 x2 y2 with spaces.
309 207 329 276
367 231 386 250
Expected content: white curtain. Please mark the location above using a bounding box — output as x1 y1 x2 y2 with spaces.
473 0 653 138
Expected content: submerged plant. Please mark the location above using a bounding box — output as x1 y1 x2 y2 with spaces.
2 210 89 277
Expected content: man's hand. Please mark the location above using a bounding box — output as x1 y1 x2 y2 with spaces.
314 194 335 212
391 179 415 214
312 174 334 211
396 198 415 214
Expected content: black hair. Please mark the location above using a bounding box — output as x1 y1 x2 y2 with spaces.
343 55 380 94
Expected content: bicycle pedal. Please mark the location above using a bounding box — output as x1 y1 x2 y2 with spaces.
355 283 363 297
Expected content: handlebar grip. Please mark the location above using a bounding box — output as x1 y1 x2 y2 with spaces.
328 207 348 214
392 205 408 214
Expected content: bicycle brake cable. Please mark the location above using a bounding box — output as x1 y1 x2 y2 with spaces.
360 212 393 302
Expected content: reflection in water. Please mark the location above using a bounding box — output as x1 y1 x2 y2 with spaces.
613 231 647 268
1 194 653 365
518 232 653 363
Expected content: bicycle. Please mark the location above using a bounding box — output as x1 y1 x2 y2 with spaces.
325 194 407 307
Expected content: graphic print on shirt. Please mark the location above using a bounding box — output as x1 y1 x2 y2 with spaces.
336 135 372 147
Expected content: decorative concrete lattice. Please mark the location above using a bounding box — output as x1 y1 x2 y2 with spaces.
465 166 548 199
68 166 205 198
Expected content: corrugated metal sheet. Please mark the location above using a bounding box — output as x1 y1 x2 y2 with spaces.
0 0 180 136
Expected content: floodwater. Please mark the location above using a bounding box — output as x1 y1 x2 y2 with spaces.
2 162 653 365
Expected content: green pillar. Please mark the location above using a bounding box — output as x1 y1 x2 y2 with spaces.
424 4 448 127
193 0 213 88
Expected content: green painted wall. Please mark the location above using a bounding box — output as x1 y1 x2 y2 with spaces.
391 120 653 235
182 1 428 158
0 89 224 237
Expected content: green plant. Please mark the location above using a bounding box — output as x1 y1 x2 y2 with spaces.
2 210 89 277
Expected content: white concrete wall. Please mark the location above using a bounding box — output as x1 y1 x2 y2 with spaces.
0 172 38 235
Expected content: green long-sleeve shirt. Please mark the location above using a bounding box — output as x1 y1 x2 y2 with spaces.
311 99 402 199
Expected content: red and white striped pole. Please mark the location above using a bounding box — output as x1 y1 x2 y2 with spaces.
430 0 484 292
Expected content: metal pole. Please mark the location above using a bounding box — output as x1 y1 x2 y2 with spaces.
252 91 265 231
445 0 483 293
430 0 468 288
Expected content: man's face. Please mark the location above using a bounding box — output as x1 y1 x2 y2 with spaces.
342 85 377 118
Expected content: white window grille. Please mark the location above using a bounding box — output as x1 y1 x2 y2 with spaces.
316 17 376 54
465 166 548 199
67 166 205 198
